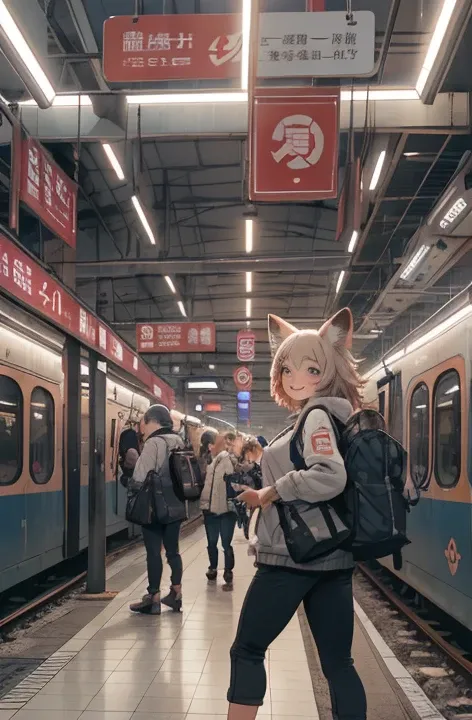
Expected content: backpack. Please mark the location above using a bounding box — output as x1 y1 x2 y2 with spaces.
168 448 203 502
290 406 412 568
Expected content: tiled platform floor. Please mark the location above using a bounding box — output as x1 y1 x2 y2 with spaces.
0 526 424 720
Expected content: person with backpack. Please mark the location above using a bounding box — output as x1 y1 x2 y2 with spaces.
128 404 186 616
200 433 240 590
226 309 368 720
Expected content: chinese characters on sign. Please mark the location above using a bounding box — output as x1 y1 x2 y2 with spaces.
237 330 256 362
20 137 77 249
0 233 174 408
136 322 216 353
257 12 375 78
249 88 340 202
103 14 242 82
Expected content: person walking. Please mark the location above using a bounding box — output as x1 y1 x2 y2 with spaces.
226 308 367 720
128 404 186 616
200 434 239 590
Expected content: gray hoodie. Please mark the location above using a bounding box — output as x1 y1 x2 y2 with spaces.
254 396 354 572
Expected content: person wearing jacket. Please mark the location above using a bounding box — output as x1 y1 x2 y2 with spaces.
198 428 217 485
226 309 367 720
128 404 186 616
200 433 239 590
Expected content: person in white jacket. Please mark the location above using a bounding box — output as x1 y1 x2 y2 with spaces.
200 433 240 590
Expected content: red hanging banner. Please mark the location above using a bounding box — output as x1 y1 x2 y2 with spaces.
20 137 78 249
103 14 242 83
237 329 256 362
249 87 340 202
0 233 174 408
136 322 216 353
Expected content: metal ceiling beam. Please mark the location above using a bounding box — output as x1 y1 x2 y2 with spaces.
19 92 470 142
75 254 349 278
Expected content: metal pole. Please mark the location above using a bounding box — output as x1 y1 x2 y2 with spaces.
87 351 107 593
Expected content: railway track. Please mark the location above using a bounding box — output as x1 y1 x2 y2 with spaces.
0 536 142 634
358 563 472 680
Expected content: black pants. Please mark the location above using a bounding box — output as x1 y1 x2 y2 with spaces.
142 521 183 595
228 566 367 720
204 512 237 571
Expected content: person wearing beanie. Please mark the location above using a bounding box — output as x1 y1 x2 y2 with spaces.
128 404 186 616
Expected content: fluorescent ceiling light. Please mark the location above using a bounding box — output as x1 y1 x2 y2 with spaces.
445 384 459 395
131 195 156 245
19 94 93 107
416 0 458 96
370 329 383 334
348 230 359 254
102 143 125 181
164 275 176 294
335 270 346 295
127 92 248 105
246 320 251 328
188 380 218 390
400 244 430 280
340 89 419 102
177 300 187 317
209 364 216 370
404 152 421 157
246 298 252 318
246 271 252 292
369 150 386 191
245 218 253 253
241 0 251 91
415 404 427 410
0 0 55 108
406 304 472 354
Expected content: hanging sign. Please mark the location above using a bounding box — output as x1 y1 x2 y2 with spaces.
136 322 216 353
249 87 340 202
233 366 253 391
257 12 375 78
0 233 174 407
103 14 242 83
237 329 256 362
20 137 77 249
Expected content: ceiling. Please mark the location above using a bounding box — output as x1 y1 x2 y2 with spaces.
2 0 472 436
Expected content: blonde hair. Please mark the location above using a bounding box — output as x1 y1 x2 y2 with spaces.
270 330 364 412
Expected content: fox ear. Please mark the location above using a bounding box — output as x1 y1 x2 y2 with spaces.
268 314 297 357
319 308 353 349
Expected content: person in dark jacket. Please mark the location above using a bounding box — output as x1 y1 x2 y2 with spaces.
129 404 186 616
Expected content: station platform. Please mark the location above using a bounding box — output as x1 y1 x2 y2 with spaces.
0 525 441 720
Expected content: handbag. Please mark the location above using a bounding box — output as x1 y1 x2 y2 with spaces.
125 474 154 526
275 501 350 564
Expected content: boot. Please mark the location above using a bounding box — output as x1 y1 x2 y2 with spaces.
161 587 182 613
222 570 234 591
129 593 161 615
206 568 218 582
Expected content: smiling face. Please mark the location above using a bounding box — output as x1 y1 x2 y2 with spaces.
281 354 322 402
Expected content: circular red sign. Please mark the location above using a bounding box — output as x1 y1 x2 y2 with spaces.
233 366 253 391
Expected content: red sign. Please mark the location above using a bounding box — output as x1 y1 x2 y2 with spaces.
103 14 242 83
233 366 253 391
0 233 174 408
237 330 256 362
137 322 216 353
204 403 222 412
20 137 77 249
249 87 340 202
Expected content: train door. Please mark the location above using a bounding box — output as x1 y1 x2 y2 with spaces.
0 371 26 574
429 358 471 624
79 362 90 550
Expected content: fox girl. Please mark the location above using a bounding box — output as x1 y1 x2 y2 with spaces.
226 308 367 720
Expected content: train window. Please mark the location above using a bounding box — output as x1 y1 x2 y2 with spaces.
0 375 23 485
409 384 429 488
389 373 403 442
434 370 461 489
378 391 386 419
30 387 55 485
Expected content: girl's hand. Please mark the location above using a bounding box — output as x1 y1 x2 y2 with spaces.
238 487 279 510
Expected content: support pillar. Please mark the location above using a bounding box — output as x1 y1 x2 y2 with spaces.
64 337 81 559
87 351 107 594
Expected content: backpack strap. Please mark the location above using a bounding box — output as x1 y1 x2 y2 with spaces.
290 405 344 471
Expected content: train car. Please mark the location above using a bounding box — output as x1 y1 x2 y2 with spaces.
0 295 161 593
363 286 472 632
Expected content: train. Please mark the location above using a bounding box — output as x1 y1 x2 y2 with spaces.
0 294 203 595
363 284 472 633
